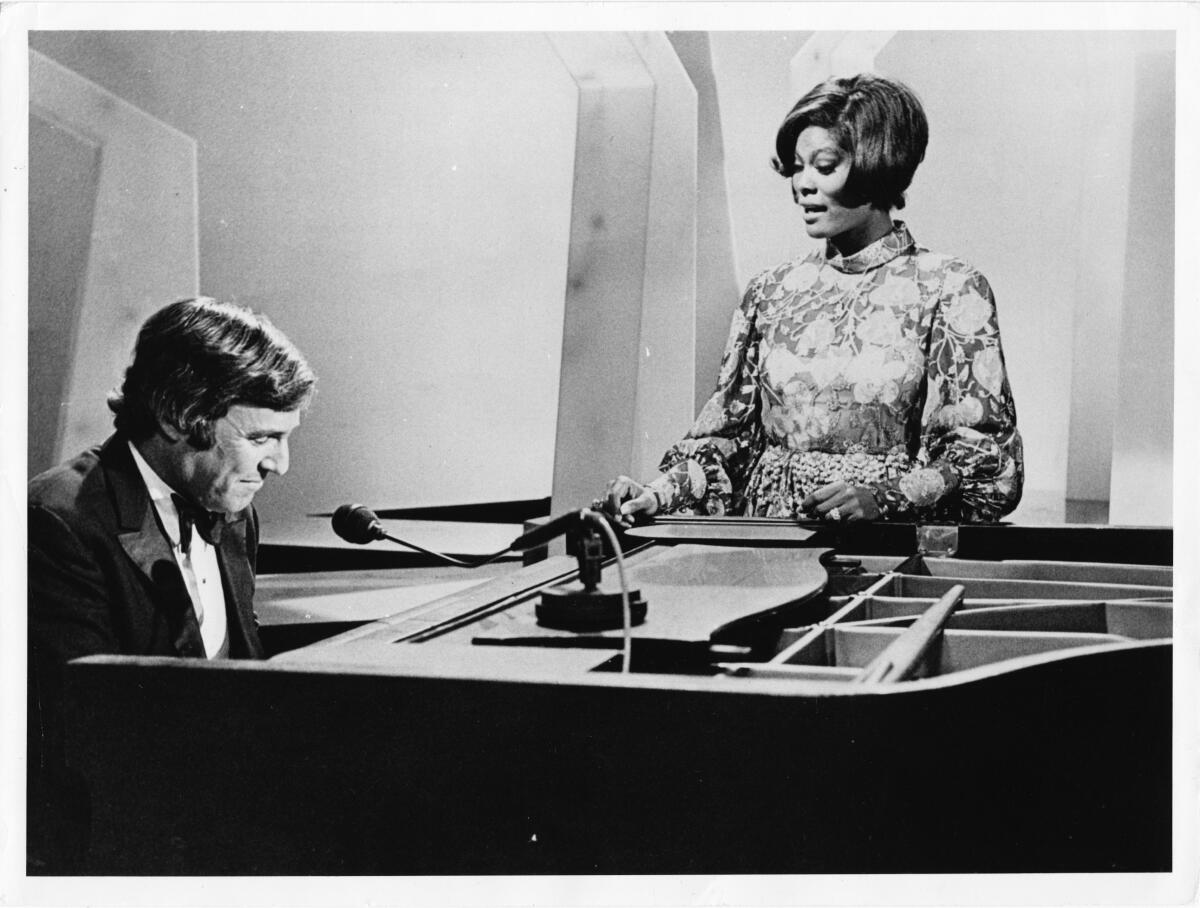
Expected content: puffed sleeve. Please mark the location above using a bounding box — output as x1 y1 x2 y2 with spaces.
645 273 768 515
872 264 1024 522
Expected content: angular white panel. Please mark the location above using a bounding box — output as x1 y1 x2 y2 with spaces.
29 50 199 466
626 32 698 479
548 33 657 513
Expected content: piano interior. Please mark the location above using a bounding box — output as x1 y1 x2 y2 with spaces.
279 533 1173 686
754 552 1173 681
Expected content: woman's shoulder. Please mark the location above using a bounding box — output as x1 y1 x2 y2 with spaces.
735 252 827 322
910 245 983 275
754 249 820 279
745 250 824 295
910 246 995 294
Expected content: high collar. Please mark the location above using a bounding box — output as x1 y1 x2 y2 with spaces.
823 220 915 274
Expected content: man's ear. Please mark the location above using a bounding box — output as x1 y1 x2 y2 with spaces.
156 417 185 444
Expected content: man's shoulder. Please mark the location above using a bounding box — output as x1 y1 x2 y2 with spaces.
28 439 116 528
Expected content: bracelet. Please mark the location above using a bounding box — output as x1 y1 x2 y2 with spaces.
651 486 671 513
864 484 888 517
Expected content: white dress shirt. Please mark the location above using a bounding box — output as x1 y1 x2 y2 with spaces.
128 442 229 658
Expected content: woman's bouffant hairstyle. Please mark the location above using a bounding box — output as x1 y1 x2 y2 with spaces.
108 297 317 449
772 73 929 211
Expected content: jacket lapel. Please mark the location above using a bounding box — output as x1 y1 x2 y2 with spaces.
216 511 264 659
103 436 206 658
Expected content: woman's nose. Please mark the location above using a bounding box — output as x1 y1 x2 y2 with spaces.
792 171 816 198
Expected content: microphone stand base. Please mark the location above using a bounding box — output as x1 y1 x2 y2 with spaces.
536 584 647 632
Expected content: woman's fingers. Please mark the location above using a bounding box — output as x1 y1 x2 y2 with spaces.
802 481 850 516
619 490 658 520
605 475 659 525
605 475 640 509
802 482 878 522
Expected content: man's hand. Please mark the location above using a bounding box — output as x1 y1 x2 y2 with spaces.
801 481 880 522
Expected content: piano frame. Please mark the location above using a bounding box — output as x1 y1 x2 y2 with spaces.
63 520 1174 874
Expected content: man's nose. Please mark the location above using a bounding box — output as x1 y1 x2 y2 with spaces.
261 438 289 476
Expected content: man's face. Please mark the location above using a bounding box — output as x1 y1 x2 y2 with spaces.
175 405 301 515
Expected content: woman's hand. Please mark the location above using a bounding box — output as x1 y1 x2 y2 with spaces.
604 475 660 527
801 481 881 523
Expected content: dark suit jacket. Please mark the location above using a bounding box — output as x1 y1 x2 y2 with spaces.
27 433 265 871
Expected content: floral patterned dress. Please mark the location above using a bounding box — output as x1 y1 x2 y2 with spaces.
646 221 1023 523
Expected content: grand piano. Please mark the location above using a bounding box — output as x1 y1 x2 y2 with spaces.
63 517 1174 875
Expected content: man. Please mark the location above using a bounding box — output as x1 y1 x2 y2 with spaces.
27 297 316 872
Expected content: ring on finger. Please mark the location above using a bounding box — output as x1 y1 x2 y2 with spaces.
828 506 842 522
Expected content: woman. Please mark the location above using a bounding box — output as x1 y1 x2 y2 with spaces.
607 73 1022 524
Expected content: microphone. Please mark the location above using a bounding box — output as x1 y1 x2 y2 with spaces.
331 503 388 545
329 503 620 567
330 503 508 568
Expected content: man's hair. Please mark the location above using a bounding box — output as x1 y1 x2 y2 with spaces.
108 297 317 448
772 73 929 211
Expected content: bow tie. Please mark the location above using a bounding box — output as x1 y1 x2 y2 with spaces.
172 494 224 554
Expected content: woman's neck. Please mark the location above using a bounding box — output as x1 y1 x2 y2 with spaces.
828 209 895 257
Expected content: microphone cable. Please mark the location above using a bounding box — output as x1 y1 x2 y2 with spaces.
378 534 512 568
333 504 634 672
582 508 633 674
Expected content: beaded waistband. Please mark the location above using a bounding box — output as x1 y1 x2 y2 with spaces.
752 444 910 485
742 444 911 518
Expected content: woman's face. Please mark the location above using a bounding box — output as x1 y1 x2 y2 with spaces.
791 126 888 251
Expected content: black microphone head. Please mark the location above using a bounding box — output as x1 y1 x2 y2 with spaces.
332 504 387 544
